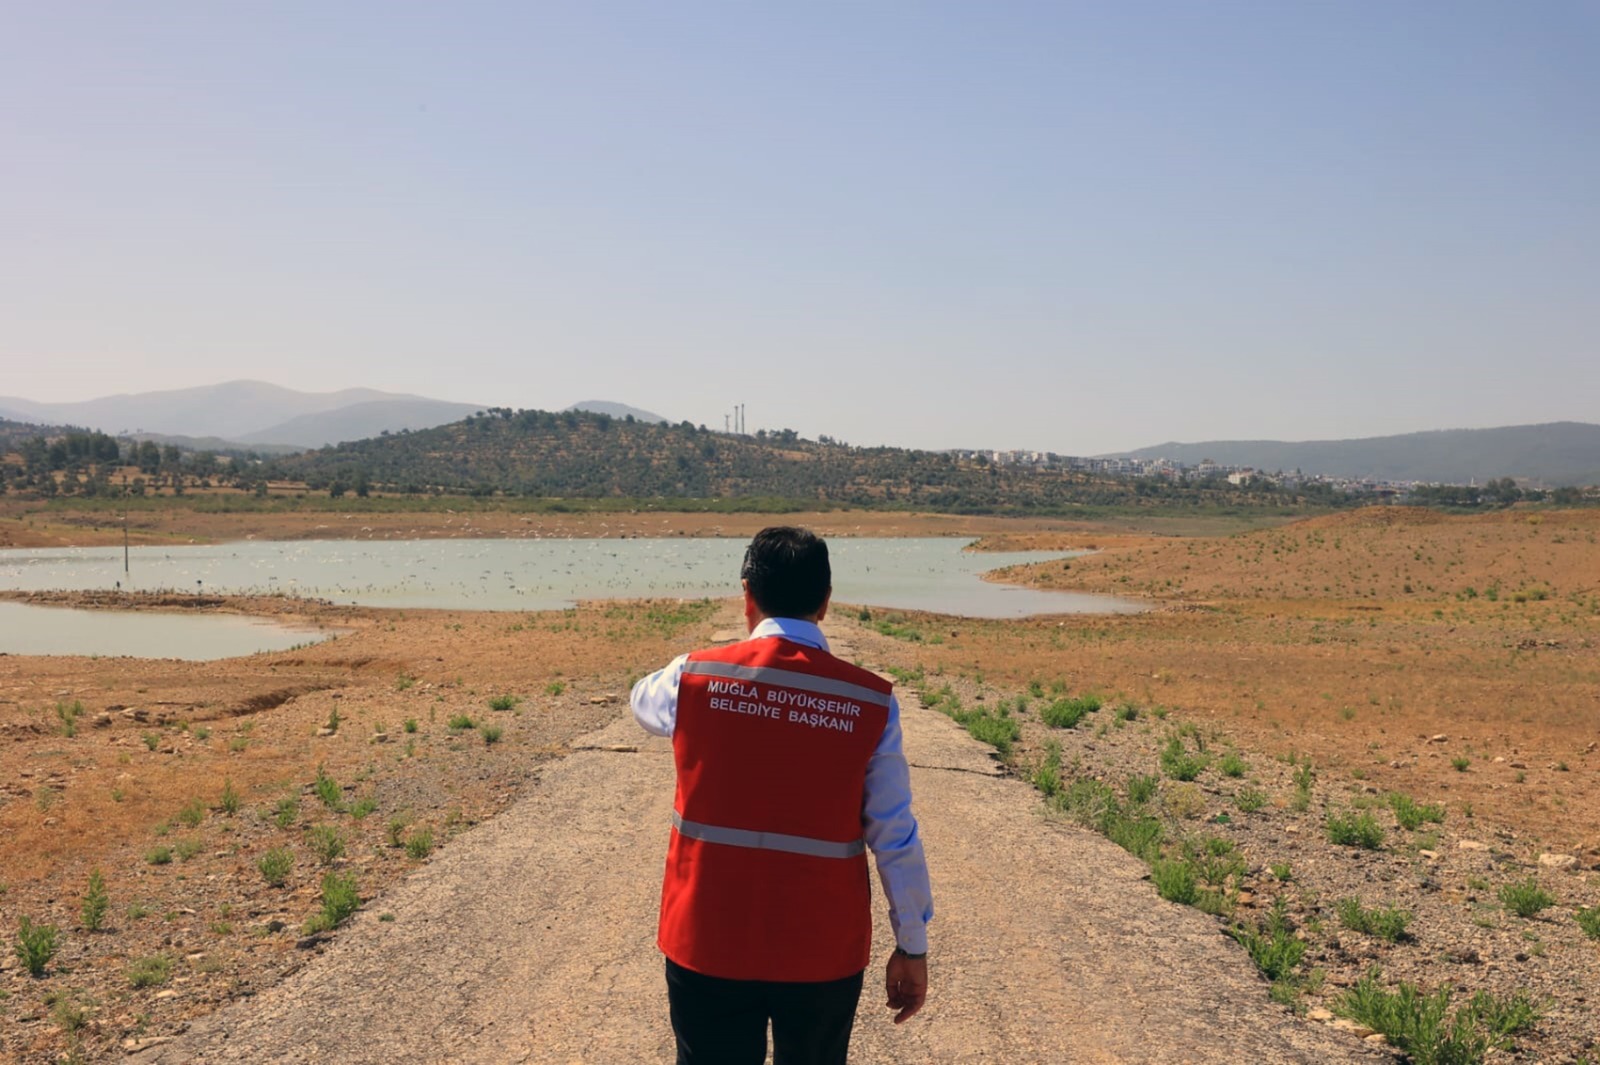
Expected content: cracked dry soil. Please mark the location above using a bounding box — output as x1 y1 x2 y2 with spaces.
135 637 1384 1065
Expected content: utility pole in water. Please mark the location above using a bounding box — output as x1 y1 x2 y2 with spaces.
123 507 130 578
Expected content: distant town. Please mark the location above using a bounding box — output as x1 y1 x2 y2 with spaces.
944 449 1589 503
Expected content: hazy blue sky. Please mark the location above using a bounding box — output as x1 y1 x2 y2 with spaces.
4 2 1597 453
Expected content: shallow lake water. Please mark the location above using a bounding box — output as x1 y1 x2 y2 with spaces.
0 601 333 660
0 537 1145 619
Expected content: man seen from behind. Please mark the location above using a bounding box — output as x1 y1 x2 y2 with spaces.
631 526 933 1065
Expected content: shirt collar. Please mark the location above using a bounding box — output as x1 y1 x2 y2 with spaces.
750 616 830 652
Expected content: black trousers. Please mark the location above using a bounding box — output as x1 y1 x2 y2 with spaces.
665 958 865 1065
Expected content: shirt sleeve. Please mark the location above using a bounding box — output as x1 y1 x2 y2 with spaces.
861 694 934 954
631 654 688 738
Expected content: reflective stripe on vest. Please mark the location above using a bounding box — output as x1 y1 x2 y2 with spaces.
671 810 865 860
680 660 892 707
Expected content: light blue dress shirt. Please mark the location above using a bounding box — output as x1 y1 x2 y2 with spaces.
631 616 934 955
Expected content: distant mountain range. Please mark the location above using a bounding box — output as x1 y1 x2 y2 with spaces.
565 400 666 424
1108 422 1600 487
0 381 487 450
0 382 676 450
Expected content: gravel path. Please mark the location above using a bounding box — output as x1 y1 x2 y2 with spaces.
134 655 1386 1064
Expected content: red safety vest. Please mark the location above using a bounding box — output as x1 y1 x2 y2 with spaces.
658 634 893 982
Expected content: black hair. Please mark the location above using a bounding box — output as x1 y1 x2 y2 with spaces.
741 526 831 619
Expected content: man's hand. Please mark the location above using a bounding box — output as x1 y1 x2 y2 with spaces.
884 950 928 1024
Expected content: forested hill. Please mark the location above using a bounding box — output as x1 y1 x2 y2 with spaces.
260 408 1290 512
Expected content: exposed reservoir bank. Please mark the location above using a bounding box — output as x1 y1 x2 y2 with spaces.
0 537 1146 619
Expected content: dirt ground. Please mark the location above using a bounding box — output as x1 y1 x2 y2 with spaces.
3 504 1598 1062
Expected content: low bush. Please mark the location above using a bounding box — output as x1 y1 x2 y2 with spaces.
258 847 294 886
220 778 241 816
176 799 205 829
1337 898 1413 943
405 827 434 859
1336 971 1541 1065
273 797 300 829
487 695 519 712
1233 788 1268 813
480 724 504 745
1151 859 1198 905
447 714 475 731
1160 736 1208 782
1389 793 1446 830
308 824 346 866
80 870 109 932
313 766 343 811
146 846 173 866
1218 752 1247 778
304 872 361 934
1229 900 1304 982
1326 809 1385 850
1040 694 1101 729
1030 743 1062 798
14 917 60 977
127 954 173 989
1126 773 1159 805
1498 878 1554 918
1577 906 1600 940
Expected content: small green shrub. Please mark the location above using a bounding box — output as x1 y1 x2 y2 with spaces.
14 917 60 976
1450 756 1471 772
1234 788 1268 813
1389 793 1446 830
146 846 173 866
174 837 204 862
313 766 343 811
220 778 241 816
1462 989 1540 1044
403 718 418 733
948 707 1019 758
1218 752 1247 778
1030 743 1062 798
55 700 84 737
258 847 294 886
81 870 109 932
385 816 410 848
324 707 341 734
176 799 205 829
141 731 160 751
487 694 519 712
405 827 434 859
1498 878 1554 918
1040 695 1101 729
1326 809 1385 850
1337 898 1413 943
447 714 475 731
1160 736 1207 781
1229 900 1305 981
1576 906 1600 940
1126 773 1159 805
1151 859 1198 905
127 954 173 989
1336 972 1484 1065
348 794 378 820
1269 862 1292 882
273 797 300 829
480 724 504 745
304 872 361 934
545 680 566 696
308 824 345 865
